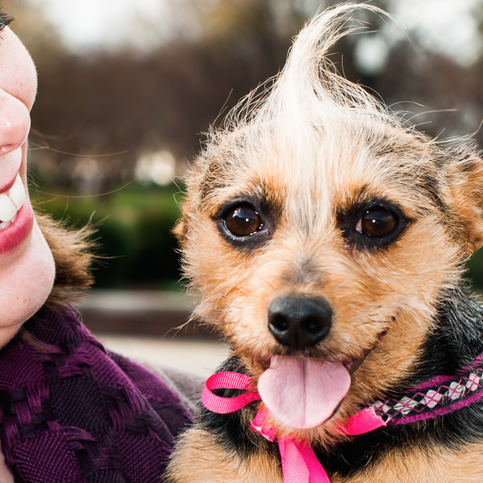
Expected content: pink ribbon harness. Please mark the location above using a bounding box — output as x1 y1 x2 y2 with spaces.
201 372 385 483
201 360 483 483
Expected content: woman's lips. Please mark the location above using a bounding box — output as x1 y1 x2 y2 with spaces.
0 173 32 254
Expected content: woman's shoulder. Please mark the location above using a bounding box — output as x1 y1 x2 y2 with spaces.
0 307 198 482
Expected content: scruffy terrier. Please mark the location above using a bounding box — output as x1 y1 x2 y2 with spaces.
167 4 483 482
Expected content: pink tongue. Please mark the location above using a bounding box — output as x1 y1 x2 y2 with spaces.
258 356 351 429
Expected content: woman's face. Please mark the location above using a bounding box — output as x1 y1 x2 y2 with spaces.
0 25 55 346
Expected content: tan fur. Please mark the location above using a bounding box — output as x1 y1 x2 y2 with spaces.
170 429 483 483
334 442 483 483
166 428 281 483
169 4 483 482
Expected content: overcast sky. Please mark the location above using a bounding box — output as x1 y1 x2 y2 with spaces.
393 0 482 66
26 0 167 51
23 0 483 65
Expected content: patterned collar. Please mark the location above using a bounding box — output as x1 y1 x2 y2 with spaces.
202 356 483 483
371 354 483 425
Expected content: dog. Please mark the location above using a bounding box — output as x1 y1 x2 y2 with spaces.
166 4 483 482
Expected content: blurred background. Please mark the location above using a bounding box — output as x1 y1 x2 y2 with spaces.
3 0 483 373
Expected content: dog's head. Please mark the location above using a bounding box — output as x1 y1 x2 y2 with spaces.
176 4 483 442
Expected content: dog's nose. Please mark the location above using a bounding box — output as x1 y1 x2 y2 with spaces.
268 296 332 350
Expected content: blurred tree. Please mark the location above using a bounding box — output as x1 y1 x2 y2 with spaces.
7 1 67 63
19 0 318 192
7 0 483 190
7 0 483 288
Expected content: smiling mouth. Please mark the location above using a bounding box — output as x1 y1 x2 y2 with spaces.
341 328 389 374
256 329 389 429
262 328 389 373
0 174 26 229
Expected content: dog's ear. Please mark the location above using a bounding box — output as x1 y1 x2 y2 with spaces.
173 194 193 245
173 216 187 244
446 152 483 252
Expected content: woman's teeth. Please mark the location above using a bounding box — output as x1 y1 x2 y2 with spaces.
0 174 25 229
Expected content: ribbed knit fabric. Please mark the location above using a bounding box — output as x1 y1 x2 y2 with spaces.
0 308 193 483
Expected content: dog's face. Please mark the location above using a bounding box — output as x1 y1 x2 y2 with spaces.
176 9 483 442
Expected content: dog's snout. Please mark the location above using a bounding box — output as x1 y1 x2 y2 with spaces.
268 296 332 350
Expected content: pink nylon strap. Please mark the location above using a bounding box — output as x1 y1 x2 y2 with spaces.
251 409 277 441
251 410 330 483
202 372 385 483
201 372 261 414
280 439 331 483
338 407 387 435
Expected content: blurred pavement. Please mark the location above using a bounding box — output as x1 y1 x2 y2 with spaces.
80 289 230 377
95 333 230 377
79 289 212 337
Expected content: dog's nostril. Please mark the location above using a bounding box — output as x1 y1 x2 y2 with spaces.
302 316 322 335
270 313 290 332
268 296 332 351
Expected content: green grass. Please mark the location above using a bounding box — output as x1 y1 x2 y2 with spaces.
31 182 185 289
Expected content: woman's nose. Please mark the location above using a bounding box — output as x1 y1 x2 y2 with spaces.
0 91 30 155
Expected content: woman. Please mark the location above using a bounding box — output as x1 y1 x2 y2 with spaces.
0 14 198 482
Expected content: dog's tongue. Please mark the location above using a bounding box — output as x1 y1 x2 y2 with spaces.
258 356 351 429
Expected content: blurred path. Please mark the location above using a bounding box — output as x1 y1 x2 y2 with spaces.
80 289 230 377
95 333 229 377
79 289 213 337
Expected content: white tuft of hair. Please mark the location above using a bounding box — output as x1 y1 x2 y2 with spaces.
223 3 401 138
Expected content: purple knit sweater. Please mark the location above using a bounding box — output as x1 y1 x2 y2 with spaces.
0 308 193 482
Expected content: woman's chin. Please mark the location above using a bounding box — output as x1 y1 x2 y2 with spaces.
0 218 55 335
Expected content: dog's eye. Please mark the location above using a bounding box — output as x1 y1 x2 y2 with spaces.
337 199 408 251
356 206 397 237
223 204 264 237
